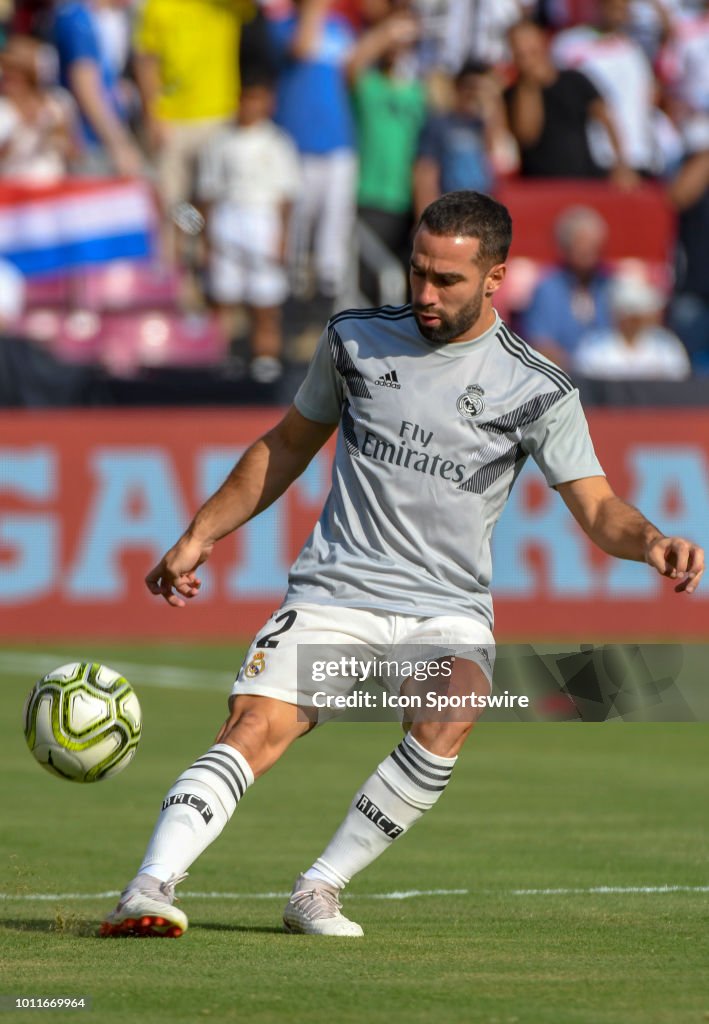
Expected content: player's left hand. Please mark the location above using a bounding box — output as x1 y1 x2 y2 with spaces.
644 535 704 593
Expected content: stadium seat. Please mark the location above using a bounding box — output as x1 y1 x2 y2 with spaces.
78 262 182 312
497 180 675 262
25 263 182 314
25 274 73 308
19 309 103 363
100 312 228 375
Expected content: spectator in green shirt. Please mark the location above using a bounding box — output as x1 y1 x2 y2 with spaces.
348 4 427 279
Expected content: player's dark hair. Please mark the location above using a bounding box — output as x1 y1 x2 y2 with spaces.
455 59 491 84
240 69 276 91
416 191 513 267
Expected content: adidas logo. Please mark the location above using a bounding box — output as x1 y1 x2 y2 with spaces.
374 370 401 390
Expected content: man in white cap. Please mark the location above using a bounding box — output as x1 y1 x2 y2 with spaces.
573 274 690 379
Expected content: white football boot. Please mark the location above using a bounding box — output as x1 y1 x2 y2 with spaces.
100 872 188 938
282 874 363 937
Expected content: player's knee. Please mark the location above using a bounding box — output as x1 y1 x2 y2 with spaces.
219 698 309 777
410 720 473 759
220 707 275 769
224 707 269 745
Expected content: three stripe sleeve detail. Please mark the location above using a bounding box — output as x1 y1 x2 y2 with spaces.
496 323 573 394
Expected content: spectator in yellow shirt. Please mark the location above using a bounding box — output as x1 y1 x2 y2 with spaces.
134 0 254 259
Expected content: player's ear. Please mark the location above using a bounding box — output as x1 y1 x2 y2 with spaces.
484 262 506 296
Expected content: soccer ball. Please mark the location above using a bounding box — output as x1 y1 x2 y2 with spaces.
23 663 142 783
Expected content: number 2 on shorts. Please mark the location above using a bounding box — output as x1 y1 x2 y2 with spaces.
256 609 298 649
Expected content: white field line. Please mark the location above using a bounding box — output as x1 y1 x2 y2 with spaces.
0 651 230 692
1 885 707 903
510 885 709 895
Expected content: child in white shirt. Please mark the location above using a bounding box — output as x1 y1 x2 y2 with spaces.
198 76 301 382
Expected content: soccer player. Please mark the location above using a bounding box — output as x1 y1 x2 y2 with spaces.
101 191 704 939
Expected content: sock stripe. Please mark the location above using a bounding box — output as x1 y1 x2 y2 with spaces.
403 734 456 769
191 757 243 803
399 740 453 777
193 754 245 797
396 742 453 783
400 740 454 775
201 749 250 794
389 750 449 792
231 762 249 793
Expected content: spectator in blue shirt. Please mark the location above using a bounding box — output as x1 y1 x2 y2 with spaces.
269 0 358 300
51 0 141 175
413 60 513 219
521 205 613 369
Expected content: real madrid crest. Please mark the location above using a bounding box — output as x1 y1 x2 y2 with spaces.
456 384 485 419
245 651 266 678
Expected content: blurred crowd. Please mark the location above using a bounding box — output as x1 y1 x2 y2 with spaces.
1 0 709 388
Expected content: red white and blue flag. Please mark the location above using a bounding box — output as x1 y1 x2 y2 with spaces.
0 179 157 277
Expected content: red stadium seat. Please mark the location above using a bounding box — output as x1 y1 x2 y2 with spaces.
497 180 676 262
100 312 228 376
78 262 182 312
19 309 103 362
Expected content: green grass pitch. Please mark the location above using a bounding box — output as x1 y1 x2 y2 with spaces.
1 642 708 1024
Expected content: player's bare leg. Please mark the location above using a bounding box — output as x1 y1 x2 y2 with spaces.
249 304 284 383
283 658 489 937
101 695 314 937
216 692 317 775
406 657 490 757
214 302 243 349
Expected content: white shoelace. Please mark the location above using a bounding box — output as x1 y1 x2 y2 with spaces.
290 885 343 921
159 872 189 903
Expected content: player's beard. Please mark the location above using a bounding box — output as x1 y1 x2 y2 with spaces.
414 278 486 345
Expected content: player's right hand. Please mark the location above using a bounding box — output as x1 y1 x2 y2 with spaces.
145 535 213 607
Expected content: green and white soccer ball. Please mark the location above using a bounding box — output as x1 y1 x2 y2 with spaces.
23 663 142 783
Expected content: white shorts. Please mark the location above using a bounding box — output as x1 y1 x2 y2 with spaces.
231 603 495 721
208 203 289 307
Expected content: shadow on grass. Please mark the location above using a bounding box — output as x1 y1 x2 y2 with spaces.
1 918 287 938
193 921 286 935
0 917 97 937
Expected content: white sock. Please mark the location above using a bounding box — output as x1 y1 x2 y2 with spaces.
304 733 457 889
137 743 254 883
